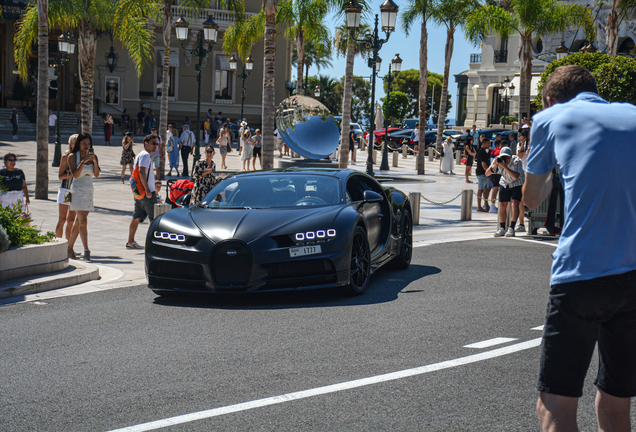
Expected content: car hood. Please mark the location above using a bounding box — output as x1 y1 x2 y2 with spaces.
189 205 343 244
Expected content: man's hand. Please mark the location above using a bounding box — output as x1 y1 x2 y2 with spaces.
145 190 152 199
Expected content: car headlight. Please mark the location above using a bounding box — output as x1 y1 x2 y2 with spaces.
154 231 186 243
294 229 336 242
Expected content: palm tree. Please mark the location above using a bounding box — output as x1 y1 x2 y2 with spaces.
429 0 480 154
292 39 333 92
401 0 432 175
157 1 243 179
262 0 278 170
605 0 636 56
466 0 595 123
332 17 371 168
279 0 330 96
35 0 49 199
15 0 157 136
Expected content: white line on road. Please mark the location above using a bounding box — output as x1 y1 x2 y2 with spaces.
106 337 542 432
531 325 545 331
463 337 518 349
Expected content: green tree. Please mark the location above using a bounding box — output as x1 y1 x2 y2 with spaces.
534 52 636 109
429 0 480 152
466 0 595 123
15 0 158 135
278 0 330 96
292 39 333 93
332 75 371 125
307 74 342 114
384 69 448 121
382 91 410 126
331 10 372 168
401 0 433 174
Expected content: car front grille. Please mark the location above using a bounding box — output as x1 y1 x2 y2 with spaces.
263 259 336 290
149 260 203 281
210 240 252 287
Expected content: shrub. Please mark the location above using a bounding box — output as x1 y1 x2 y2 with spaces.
0 203 55 251
534 52 636 110
500 116 518 124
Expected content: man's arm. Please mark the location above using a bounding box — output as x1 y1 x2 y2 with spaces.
523 172 553 210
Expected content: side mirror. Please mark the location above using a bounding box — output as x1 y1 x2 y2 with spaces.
363 190 383 203
176 193 191 207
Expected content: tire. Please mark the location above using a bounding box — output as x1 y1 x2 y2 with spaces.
346 226 371 295
390 208 412 270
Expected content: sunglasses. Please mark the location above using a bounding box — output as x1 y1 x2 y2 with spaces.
206 150 215 154
6 159 16 162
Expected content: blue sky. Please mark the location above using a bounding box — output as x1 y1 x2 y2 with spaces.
305 1 477 107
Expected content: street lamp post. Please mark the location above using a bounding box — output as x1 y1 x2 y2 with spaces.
380 53 402 171
175 16 218 175
229 55 254 124
51 34 75 167
498 76 514 129
345 0 399 177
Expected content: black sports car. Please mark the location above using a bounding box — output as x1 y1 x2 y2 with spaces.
146 168 413 296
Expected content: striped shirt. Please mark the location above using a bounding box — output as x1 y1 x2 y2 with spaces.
498 155 525 188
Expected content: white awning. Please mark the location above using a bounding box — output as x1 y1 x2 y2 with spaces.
157 50 180 67
510 75 541 97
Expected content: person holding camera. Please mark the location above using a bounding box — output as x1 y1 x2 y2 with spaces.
515 129 530 232
67 133 100 260
486 146 524 237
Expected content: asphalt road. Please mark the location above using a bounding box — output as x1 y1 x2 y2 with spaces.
2 238 634 431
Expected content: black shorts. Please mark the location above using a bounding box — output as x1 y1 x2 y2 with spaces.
253 147 262 157
132 193 157 223
537 269 636 398
498 185 522 203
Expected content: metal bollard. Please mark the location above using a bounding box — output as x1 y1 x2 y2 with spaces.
154 203 171 218
409 192 421 225
428 147 434 161
460 189 473 221
402 144 408 159
372 149 377 164
456 149 462 165
392 151 398 167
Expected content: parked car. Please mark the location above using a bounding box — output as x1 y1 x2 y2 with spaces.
455 128 509 149
401 118 419 129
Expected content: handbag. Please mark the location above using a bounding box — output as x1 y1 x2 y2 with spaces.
64 174 73 203
460 157 468 165
227 142 232 153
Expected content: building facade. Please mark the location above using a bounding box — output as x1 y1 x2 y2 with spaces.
1 0 293 130
455 0 636 128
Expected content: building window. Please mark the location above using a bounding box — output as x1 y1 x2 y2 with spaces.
156 66 176 98
215 55 232 100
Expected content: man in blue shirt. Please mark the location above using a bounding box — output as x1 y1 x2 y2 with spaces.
524 65 636 431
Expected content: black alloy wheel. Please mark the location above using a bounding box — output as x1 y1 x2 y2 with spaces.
391 209 412 269
347 226 371 295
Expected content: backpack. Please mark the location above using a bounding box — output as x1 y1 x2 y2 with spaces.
169 179 194 205
130 154 151 200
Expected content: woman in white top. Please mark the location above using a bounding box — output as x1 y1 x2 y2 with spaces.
240 129 253 171
67 133 100 261
55 134 78 240
440 136 455 174
515 131 530 232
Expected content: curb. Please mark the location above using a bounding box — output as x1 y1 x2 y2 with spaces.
0 260 100 299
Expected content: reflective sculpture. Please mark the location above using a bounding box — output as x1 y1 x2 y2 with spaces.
275 95 340 160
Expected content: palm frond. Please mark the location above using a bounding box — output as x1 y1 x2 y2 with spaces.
223 10 265 61
14 3 39 81
401 0 431 36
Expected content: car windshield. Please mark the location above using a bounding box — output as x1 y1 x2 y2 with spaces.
201 174 342 209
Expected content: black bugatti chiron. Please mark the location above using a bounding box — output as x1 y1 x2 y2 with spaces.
145 168 412 296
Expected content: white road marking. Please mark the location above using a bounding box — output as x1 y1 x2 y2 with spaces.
463 337 518 349
509 237 558 248
531 325 544 331
107 337 542 432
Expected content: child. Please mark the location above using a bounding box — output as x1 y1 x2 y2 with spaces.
155 180 163 204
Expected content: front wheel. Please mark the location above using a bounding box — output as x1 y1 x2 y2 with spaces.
346 226 371 295
391 209 412 269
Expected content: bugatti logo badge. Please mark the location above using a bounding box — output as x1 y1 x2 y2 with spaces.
226 250 237 256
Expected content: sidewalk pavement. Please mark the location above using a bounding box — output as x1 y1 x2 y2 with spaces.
0 130 530 303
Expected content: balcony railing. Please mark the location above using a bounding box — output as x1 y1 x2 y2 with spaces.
470 53 481 63
170 5 253 29
494 50 508 63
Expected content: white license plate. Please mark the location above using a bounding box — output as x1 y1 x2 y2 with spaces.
289 245 322 257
